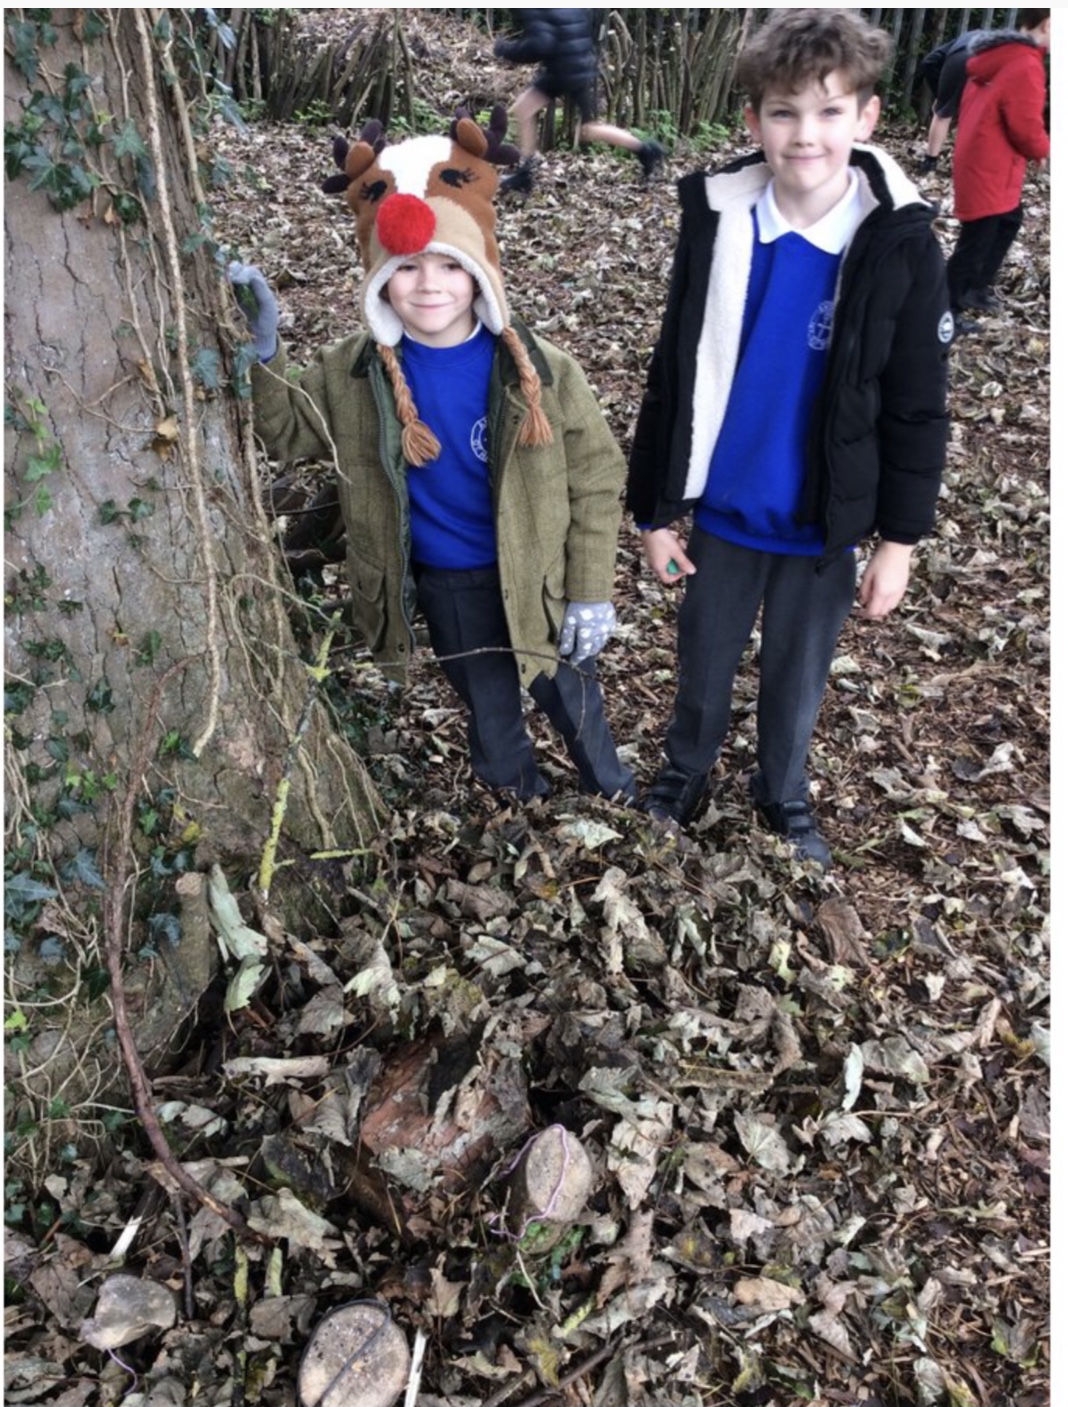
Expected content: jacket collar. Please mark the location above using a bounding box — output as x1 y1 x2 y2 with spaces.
754 168 863 253
970 31 1042 57
691 143 933 224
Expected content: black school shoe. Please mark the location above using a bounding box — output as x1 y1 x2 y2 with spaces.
637 140 665 180
642 762 709 825
960 286 1000 311
749 776 832 870
500 156 538 195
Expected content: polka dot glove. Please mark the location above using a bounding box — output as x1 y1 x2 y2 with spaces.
558 601 616 663
228 261 280 362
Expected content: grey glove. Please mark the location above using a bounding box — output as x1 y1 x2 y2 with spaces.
558 601 616 663
228 260 280 362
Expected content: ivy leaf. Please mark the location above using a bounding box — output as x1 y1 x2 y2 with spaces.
215 94 247 134
111 119 148 162
134 631 162 667
5 683 36 715
190 347 221 390
22 147 66 194
62 63 94 108
148 912 181 947
231 342 260 399
26 441 62 481
86 678 115 713
81 11 110 42
4 871 58 918
127 498 155 523
7 21 41 82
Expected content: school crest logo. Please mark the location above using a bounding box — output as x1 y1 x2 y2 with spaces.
808 300 835 351
471 415 488 462
938 311 955 344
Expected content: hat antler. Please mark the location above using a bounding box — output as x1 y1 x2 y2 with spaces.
449 104 521 167
321 120 387 194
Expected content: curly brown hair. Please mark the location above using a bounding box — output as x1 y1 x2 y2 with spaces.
735 8 892 110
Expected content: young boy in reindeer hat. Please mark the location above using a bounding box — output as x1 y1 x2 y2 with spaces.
230 108 635 806
627 9 951 868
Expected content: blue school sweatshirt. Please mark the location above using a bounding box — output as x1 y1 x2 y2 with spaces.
401 325 497 569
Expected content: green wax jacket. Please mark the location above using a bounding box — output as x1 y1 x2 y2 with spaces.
250 321 625 683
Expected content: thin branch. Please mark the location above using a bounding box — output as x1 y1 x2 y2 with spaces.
102 657 270 1246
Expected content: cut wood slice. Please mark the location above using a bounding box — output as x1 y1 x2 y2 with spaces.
509 1125 594 1232
297 1301 411 1407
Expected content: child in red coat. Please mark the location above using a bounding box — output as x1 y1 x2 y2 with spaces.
946 9 1050 328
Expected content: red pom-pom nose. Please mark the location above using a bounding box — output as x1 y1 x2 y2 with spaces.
376 194 436 255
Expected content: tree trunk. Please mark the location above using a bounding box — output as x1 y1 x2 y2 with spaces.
4 10 381 1137
899 7 928 112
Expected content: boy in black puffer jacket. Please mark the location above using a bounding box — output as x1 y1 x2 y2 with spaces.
494 9 663 192
626 9 952 869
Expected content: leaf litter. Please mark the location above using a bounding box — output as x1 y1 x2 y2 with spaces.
5 10 1049 1407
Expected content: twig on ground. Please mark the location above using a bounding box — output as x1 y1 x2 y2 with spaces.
102 659 270 1247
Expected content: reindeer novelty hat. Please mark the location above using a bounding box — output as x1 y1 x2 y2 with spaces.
324 107 517 346
323 108 552 465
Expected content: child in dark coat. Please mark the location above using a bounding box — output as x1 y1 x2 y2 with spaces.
494 9 663 192
626 9 952 868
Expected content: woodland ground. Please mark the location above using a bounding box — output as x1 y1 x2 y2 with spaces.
4 11 1051 1407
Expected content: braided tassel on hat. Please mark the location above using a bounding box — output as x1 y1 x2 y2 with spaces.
501 327 553 448
378 343 441 467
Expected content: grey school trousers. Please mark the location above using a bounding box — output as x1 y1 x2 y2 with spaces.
663 529 856 804
415 564 636 802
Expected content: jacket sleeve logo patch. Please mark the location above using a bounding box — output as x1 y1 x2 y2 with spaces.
938 311 956 344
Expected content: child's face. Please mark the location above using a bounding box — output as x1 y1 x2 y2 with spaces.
386 252 477 348
745 70 880 225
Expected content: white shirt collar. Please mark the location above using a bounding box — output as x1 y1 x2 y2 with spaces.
755 168 863 253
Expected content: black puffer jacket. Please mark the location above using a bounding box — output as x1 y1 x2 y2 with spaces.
626 146 952 562
494 9 596 91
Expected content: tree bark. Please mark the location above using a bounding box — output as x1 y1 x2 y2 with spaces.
4 10 381 1114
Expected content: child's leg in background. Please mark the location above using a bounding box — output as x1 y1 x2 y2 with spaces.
978 204 1024 289
416 566 550 799
947 216 1003 308
753 549 856 805
508 84 551 159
